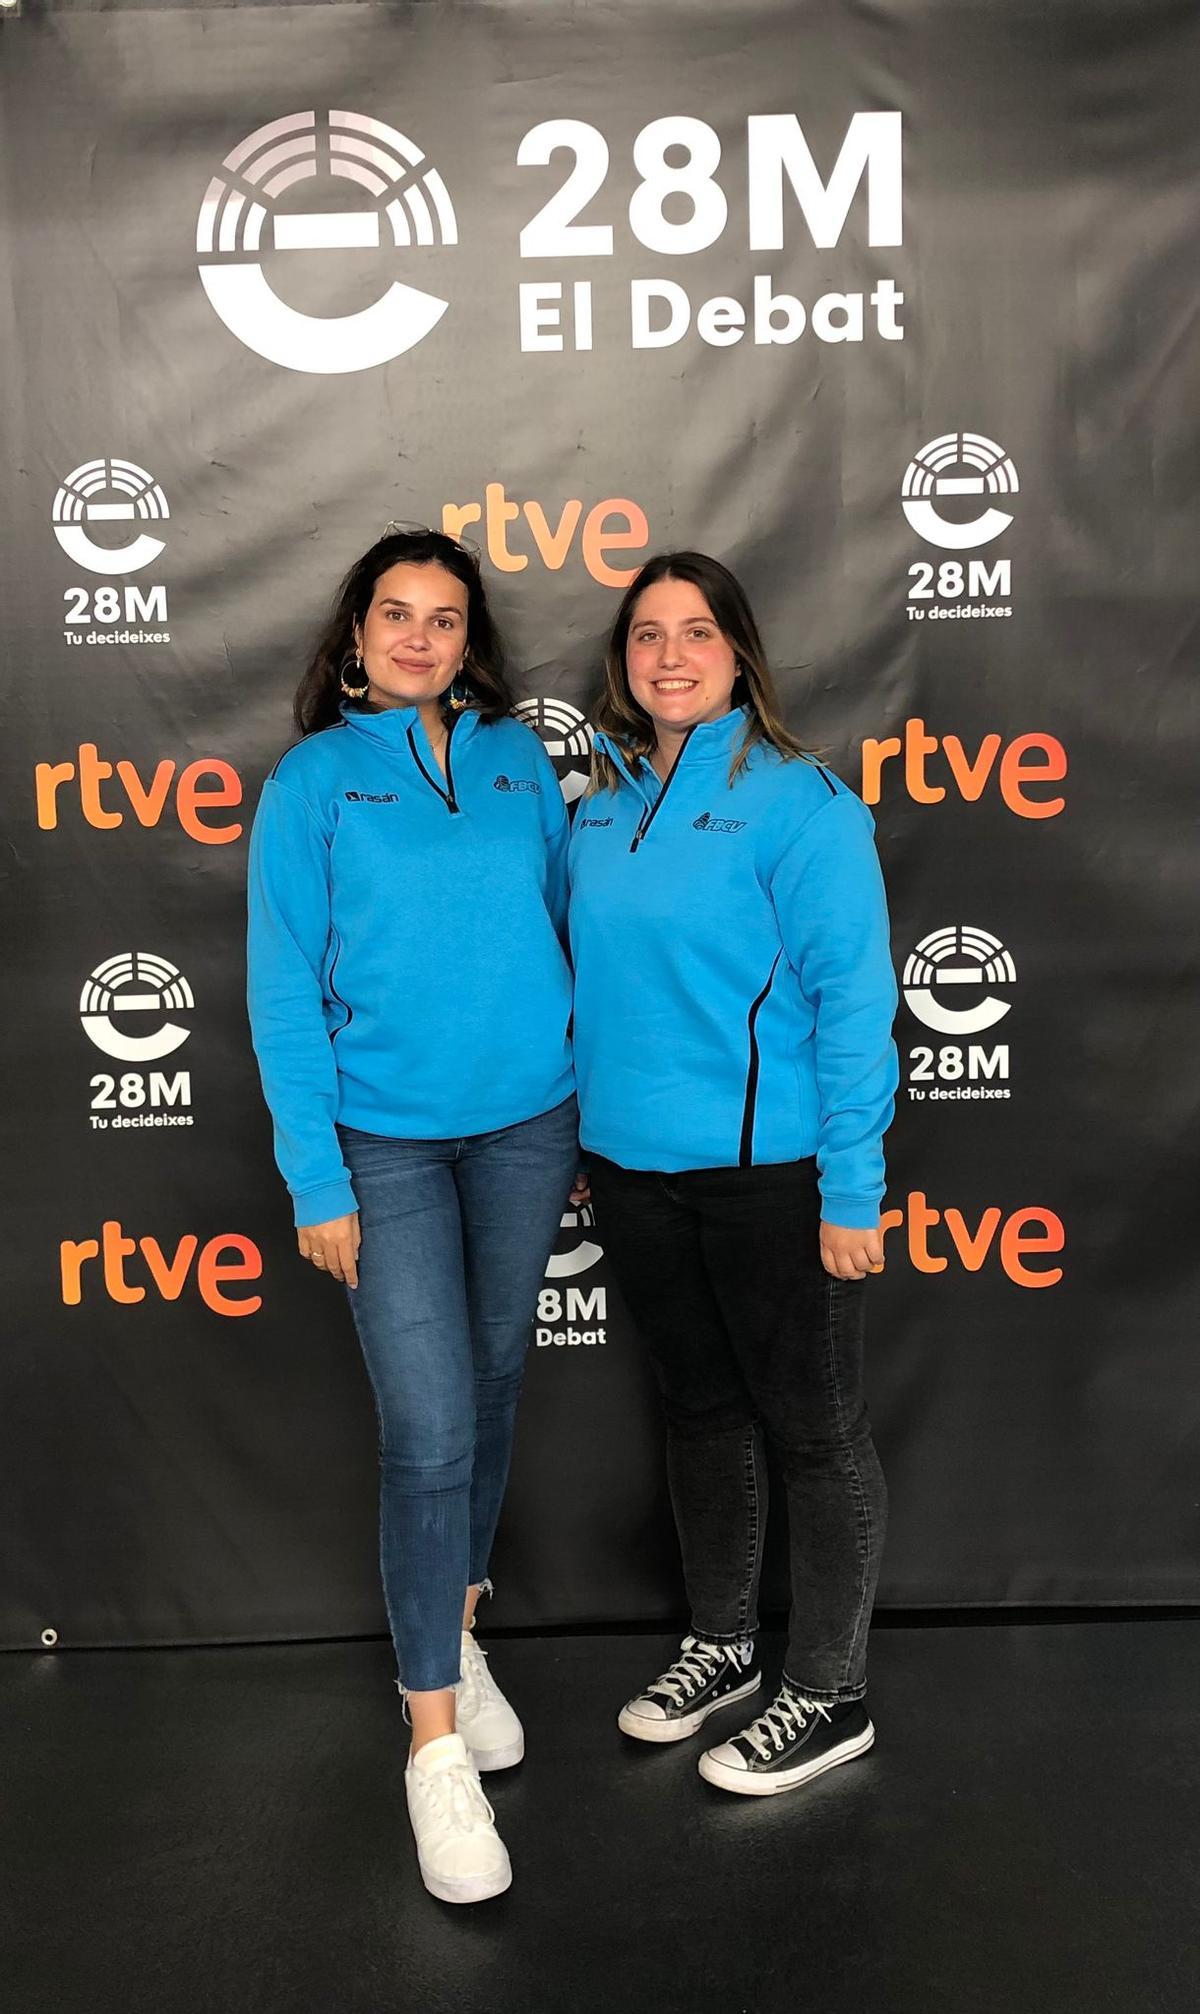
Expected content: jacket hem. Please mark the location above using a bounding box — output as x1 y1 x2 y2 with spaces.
336 1073 575 1148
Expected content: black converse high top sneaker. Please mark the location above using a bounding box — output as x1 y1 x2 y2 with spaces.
618 1635 761 1743
698 1683 874 1795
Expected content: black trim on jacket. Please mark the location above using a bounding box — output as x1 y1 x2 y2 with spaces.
739 951 784 1165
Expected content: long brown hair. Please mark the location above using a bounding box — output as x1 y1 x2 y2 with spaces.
293 528 512 736
590 550 809 792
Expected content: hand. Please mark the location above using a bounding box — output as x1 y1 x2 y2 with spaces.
569 1167 591 1206
297 1212 361 1288
820 1221 885 1282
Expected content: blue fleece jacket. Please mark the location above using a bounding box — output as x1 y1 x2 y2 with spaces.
567 709 898 1227
247 705 574 1227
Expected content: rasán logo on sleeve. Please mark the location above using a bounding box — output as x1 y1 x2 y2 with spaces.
197 111 457 374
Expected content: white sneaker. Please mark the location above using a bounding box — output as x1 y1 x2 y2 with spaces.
456 1629 525 1771
404 1733 512 1905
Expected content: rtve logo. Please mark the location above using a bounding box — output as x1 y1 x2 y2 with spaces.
52 460 169 576
198 110 457 374
59 1223 263 1317
441 487 648 588
35 746 243 844
861 720 1066 819
880 1194 1064 1288
902 434 1019 551
80 953 194 1063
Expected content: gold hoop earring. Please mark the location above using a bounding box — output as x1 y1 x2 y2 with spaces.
446 660 471 712
340 651 369 701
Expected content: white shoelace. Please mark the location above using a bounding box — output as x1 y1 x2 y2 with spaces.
457 1634 496 1715
417 1759 495 1836
741 1690 830 1761
647 1640 729 1706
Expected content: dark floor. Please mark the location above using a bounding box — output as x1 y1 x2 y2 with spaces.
5 1621 1199 2014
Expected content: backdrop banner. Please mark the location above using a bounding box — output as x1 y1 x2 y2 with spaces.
2 0 1198 1648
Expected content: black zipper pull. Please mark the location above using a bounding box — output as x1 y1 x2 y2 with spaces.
444 716 461 814
407 721 460 815
628 729 693 853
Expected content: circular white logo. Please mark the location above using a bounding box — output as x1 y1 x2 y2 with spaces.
197 110 457 374
80 953 194 1062
545 1203 603 1279
52 460 169 577
901 433 1019 551
903 927 1016 1034
513 697 594 807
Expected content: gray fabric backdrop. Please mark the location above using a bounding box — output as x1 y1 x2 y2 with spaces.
2 0 1198 1646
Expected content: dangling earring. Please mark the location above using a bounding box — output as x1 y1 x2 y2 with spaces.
340 649 369 701
446 661 471 712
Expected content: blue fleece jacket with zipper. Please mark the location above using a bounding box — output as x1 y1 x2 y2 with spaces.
567 708 898 1228
247 704 574 1228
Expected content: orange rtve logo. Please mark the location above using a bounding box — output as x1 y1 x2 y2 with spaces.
60 1221 263 1317
861 718 1067 819
880 1193 1064 1287
35 745 243 845
441 484 648 587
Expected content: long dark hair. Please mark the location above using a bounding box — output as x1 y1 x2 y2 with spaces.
294 528 513 736
591 550 809 791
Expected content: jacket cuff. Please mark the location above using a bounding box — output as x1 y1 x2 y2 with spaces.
292 1175 358 1229
819 1192 881 1232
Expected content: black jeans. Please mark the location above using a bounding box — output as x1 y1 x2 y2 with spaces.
589 1155 887 1702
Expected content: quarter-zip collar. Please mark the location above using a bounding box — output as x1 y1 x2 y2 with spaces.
594 707 751 852
627 727 694 852
341 700 479 814
595 706 749 782
665 705 750 764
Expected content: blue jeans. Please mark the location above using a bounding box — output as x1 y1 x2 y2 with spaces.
339 1097 578 1692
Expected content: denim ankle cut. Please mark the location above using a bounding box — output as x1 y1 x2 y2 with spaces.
588 1154 887 1703
339 1097 578 1693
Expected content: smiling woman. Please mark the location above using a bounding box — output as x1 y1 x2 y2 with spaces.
293 527 511 735
246 526 581 1905
590 549 808 792
569 548 899 1800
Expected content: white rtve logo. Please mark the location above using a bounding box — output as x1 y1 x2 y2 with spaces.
80 953 195 1062
197 111 458 374
903 927 1016 1035
901 434 1019 551
53 460 170 576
